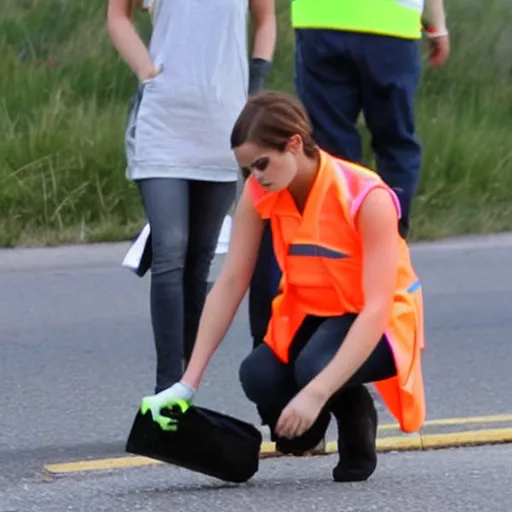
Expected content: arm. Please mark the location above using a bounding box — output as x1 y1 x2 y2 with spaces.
422 0 447 34
248 0 276 95
106 0 159 81
181 191 265 390
422 0 450 67
308 187 400 399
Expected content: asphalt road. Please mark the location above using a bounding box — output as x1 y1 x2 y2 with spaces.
1 233 512 510
2 445 512 512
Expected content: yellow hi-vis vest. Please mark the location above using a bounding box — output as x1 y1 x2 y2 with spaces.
291 0 424 40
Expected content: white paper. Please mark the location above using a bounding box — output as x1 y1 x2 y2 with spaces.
121 215 232 272
121 222 151 271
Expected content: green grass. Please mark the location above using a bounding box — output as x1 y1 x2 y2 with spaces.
0 0 511 247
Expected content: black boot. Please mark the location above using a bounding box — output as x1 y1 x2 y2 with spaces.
259 406 331 456
332 385 378 482
275 410 331 456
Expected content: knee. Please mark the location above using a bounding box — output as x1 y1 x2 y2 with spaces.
150 224 187 275
239 352 274 405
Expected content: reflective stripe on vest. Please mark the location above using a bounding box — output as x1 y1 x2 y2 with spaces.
245 149 426 433
291 0 424 40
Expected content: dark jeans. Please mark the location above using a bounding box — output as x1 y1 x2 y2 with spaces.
240 313 396 452
295 28 422 239
137 178 237 393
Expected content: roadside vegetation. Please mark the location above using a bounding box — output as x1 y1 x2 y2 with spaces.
1 0 511 247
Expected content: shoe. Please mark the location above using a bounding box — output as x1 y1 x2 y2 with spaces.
275 410 331 456
332 385 378 482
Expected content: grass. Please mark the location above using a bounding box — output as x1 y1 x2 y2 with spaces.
0 0 511 247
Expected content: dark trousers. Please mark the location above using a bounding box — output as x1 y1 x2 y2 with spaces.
295 28 422 239
240 314 396 453
137 178 237 393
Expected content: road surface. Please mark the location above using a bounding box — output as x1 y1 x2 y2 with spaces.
1 233 512 510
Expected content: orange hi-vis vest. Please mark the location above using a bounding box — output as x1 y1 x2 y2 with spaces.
245 149 426 433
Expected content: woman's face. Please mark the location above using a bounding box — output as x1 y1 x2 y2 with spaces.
234 139 299 192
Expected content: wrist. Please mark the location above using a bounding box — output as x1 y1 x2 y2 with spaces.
180 373 200 393
305 378 333 404
425 27 449 38
137 63 160 83
171 381 195 402
248 58 272 96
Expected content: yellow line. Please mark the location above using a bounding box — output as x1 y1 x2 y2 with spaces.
44 427 512 475
377 413 512 432
327 427 512 454
420 428 512 450
45 456 164 473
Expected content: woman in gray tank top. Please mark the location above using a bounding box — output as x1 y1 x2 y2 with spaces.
107 0 276 393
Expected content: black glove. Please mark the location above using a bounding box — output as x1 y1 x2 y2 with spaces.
248 58 272 96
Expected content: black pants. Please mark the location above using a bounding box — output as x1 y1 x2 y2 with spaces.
239 313 396 452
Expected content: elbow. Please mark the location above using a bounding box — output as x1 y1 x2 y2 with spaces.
361 298 393 334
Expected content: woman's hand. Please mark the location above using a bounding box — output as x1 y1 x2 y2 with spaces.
138 63 162 83
140 381 195 431
275 385 329 439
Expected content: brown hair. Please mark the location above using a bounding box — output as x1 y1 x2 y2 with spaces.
230 90 318 158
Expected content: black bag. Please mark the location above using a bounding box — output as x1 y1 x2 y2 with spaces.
125 404 263 483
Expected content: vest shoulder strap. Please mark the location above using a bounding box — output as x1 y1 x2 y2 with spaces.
334 160 402 222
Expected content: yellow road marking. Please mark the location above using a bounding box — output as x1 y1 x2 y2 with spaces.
45 456 163 473
44 425 512 475
377 413 512 432
326 427 512 454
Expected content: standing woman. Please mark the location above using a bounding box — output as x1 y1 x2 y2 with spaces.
107 0 276 393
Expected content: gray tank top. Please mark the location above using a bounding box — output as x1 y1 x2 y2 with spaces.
126 0 248 182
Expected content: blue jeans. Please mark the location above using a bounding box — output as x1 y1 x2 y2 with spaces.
137 178 237 393
295 28 422 239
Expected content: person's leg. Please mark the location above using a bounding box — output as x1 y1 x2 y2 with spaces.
357 33 422 239
294 28 363 162
137 178 190 394
240 316 332 455
294 313 396 481
183 179 237 363
248 221 280 350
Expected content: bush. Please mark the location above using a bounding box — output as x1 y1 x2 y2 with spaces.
0 0 511 246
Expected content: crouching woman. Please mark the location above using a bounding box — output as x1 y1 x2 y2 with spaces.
141 91 426 482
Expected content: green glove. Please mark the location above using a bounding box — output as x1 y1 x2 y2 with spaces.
140 381 195 431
